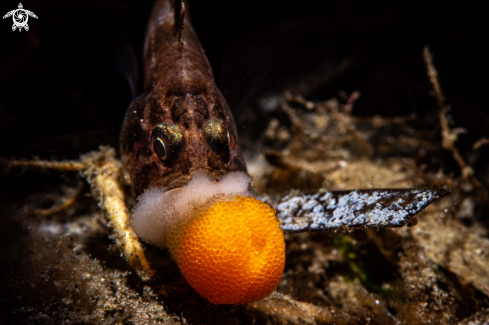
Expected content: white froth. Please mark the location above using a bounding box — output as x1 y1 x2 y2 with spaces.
130 171 252 249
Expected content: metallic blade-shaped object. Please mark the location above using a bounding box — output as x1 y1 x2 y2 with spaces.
260 187 451 233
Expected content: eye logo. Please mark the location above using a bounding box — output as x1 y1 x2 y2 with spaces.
3 3 38 32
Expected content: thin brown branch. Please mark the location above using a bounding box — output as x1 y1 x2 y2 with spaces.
473 138 489 150
423 47 473 179
34 185 83 217
338 90 360 113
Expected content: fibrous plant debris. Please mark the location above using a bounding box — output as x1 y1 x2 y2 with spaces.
1 48 489 324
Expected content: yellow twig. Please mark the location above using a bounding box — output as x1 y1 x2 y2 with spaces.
6 146 154 280
82 147 154 280
8 159 86 171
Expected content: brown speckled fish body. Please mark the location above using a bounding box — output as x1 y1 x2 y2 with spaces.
120 0 246 196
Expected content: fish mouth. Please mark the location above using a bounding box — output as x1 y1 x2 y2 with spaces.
131 170 253 249
163 167 238 192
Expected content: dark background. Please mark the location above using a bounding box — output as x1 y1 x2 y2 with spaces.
0 1 488 323
0 0 487 163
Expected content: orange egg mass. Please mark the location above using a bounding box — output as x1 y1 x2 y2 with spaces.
175 196 285 304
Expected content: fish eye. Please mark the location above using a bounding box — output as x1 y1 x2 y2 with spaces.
151 124 185 166
227 131 235 150
204 120 232 159
152 130 169 162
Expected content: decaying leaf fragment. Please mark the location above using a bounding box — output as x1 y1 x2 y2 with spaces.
262 187 451 233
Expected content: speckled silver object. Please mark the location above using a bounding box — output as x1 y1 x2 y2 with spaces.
260 187 451 233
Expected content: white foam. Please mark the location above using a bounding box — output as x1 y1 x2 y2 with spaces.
131 171 253 249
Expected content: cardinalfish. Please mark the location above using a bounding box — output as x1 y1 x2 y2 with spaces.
6 0 449 307
120 0 285 304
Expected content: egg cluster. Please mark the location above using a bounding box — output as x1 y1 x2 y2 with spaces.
174 196 285 304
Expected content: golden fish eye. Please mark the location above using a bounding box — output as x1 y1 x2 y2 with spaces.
152 130 168 162
151 123 185 167
203 119 233 159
